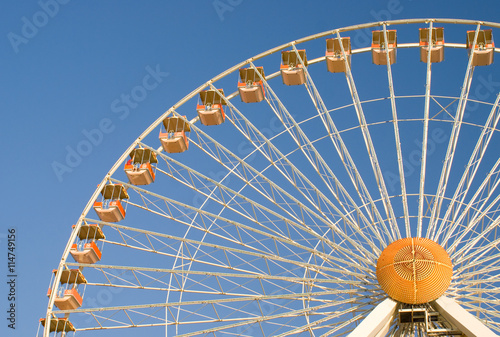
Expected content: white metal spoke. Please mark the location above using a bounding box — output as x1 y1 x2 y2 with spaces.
291 44 390 246
451 206 500 264
195 96 380 261
176 301 371 337
273 308 369 337
246 63 384 256
95 220 372 280
52 291 370 331
426 24 480 239
443 157 500 255
65 263 368 294
382 23 411 237
417 21 435 238
111 179 374 277
144 143 373 268
453 238 500 275
182 114 378 265
337 29 400 241
434 93 500 242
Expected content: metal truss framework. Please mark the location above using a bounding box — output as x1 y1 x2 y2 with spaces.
42 19 500 337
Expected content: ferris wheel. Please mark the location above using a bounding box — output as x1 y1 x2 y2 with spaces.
39 18 500 336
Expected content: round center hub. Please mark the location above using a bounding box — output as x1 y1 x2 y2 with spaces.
376 237 452 304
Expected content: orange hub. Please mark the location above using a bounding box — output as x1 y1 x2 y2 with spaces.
376 237 452 304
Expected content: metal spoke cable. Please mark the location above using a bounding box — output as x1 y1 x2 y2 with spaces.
434 93 500 242
417 21 435 238
426 24 481 239
248 62 384 256
337 30 400 242
291 43 389 247
382 23 411 237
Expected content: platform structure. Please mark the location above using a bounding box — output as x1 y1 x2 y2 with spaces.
349 297 497 337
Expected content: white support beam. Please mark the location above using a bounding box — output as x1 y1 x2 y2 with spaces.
348 298 397 337
417 21 434 238
382 23 410 238
433 296 498 337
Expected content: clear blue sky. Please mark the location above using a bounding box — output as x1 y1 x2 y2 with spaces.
1 1 500 336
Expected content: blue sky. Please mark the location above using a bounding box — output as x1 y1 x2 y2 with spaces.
2 1 500 336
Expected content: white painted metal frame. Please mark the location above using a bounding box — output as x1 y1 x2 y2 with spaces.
434 296 498 337
42 19 500 337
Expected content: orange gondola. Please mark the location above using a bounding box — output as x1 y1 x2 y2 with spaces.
93 184 129 222
372 30 397 65
326 37 351 73
197 89 226 126
159 116 190 153
280 50 307 85
466 29 494 66
237 67 265 103
124 148 158 185
48 268 86 310
70 223 105 264
40 317 75 333
419 27 444 63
